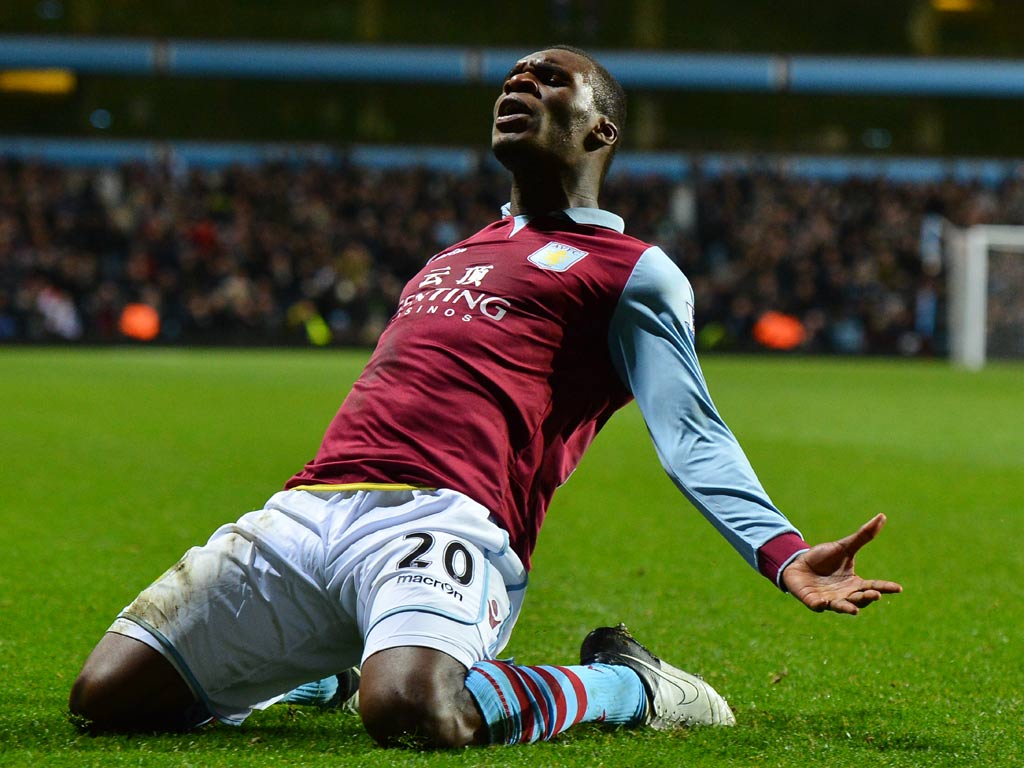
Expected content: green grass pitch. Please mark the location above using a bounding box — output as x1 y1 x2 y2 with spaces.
1 348 1021 767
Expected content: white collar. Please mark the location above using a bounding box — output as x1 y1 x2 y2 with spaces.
500 204 626 236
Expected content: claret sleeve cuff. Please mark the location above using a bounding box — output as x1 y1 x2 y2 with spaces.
757 532 811 591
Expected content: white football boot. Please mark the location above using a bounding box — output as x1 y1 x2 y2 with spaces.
580 623 736 728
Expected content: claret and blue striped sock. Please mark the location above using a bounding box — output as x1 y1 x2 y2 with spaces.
464 659 646 744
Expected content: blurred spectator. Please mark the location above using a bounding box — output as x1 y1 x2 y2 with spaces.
2 155 1022 353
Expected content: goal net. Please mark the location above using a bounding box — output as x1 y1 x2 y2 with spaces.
944 223 1024 369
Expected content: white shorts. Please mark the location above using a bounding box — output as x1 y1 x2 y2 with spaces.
109 488 528 724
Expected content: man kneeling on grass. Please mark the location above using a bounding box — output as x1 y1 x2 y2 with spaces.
70 45 902 748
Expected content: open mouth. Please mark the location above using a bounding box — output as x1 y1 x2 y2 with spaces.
495 97 534 131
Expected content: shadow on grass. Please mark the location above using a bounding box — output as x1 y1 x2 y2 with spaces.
733 706 972 760
57 707 374 757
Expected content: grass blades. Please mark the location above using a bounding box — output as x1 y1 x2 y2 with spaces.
0 348 1021 767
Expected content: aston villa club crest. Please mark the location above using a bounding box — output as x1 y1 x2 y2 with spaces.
526 241 589 272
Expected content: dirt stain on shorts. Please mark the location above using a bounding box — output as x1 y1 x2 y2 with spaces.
123 534 247 636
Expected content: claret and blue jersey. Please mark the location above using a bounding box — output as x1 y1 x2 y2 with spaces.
287 207 808 580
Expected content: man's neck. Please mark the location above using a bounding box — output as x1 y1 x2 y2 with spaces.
507 163 602 217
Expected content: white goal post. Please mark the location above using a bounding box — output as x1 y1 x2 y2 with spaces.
944 223 1024 370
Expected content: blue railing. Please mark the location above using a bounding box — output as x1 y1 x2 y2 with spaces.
2 136 1021 185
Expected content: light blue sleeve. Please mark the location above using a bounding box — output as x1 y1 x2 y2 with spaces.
608 246 803 570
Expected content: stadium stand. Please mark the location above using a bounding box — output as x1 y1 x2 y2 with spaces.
4 154 1023 353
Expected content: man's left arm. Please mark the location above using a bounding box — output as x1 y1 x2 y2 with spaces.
608 246 809 590
608 247 902 610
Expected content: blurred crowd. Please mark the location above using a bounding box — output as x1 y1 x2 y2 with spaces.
3 156 1024 354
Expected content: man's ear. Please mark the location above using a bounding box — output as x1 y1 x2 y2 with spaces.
586 117 618 150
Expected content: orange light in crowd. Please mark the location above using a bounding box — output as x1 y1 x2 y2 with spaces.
119 304 161 341
753 311 806 351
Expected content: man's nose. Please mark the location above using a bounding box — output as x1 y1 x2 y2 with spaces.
504 72 540 96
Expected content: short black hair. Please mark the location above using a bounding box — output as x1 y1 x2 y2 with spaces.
548 44 627 133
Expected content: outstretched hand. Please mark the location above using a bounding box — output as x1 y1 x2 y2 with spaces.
782 513 903 615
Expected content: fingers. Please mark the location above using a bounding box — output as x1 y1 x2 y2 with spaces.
824 592 874 615
826 584 903 614
827 599 860 616
865 512 887 533
864 578 903 595
803 581 902 615
838 513 888 556
807 596 829 613
852 589 882 605
804 594 860 615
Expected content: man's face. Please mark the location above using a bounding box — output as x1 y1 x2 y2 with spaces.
491 48 598 169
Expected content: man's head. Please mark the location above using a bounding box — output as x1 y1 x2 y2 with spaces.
552 45 627 134
491 46 626 184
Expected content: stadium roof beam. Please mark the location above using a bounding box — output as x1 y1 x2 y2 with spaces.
4 36 1024 97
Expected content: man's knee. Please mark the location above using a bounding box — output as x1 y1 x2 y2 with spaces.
69 638 134 729
69 632 197 732
359 647 484 749
68 667 106 726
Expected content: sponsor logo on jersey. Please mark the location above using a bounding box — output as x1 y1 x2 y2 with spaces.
527 241 589 272
396 287 511 322
398 262 510 322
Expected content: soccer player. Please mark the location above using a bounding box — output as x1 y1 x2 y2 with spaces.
69 45 902 747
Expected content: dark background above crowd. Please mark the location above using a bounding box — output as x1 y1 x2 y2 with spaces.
5 1 1024 157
